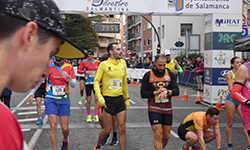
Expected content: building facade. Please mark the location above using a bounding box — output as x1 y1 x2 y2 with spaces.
125 15 152 60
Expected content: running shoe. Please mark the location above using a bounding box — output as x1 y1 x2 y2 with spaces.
110 137 118 146
246 145 250 150
87 115 92 123
36 119 43 125
94 146 100 150
102 133 111 145
227 148 235 150
61 139 69 150
181 144 189 150
93 115 99 122
78 100 83 105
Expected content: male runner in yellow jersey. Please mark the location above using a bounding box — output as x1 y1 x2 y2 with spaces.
94 42 130 150
164 49 183 75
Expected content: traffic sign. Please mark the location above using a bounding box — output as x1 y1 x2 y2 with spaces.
242 27 248 37
122 46 127 51
126 49 132 55
122 50 126 56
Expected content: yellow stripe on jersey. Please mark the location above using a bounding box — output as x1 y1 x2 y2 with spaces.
94 58 129 100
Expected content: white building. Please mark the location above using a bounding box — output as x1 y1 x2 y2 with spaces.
152 16 205 60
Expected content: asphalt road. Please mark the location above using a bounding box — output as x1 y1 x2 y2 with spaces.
9 83 249 150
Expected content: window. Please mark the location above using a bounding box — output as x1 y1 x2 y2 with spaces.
162 25 165 38
143 23 146 31
154 32 156 41
181 24 192 36
147 22 151 29
147 38 152 46
143 39 146 47
158 27 161 39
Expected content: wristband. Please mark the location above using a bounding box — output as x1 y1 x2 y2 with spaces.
177 66 183 74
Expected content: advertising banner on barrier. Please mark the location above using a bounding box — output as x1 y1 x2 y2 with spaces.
54 0 241 15
204 85 228 104
205 14 242 33
204 68 229 86
204 32 242 50
212 32 242 50
205 50 234 68
127 68 150 79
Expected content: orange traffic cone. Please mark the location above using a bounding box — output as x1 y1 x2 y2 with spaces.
195 90 203 104
130 77 134 85
135 78 140 87
213 96 224 111
182 88 189 101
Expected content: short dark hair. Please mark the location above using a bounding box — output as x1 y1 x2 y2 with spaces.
87 49 94 55
155 54 166 62
0 14 57 44
107 42 118 55
206 107 220 117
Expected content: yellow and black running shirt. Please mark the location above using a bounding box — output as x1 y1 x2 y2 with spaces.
94 58 129 100
165 59 175 72
181 111 219 132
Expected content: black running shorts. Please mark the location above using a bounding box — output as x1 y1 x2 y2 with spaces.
177 123 189 141
85 84 95 96
34 82 46 98
104 95 126 115
148 111 172 126
79 77 85 81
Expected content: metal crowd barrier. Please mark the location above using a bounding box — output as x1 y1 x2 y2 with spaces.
178 70 198 89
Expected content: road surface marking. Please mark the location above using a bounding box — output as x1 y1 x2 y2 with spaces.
18 111 42 115
18 118 38 122
170 130 179 138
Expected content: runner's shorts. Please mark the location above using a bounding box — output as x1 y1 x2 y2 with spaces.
85 84 95 96
79 77 85 81
104 95 126 115
225 93 240 107
44 97 70 116
148 111 172 126
177 123 189 141
34 82 46 98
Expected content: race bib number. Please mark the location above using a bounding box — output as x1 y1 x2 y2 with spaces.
155 95 169 103
52 85 66 95
109 79 121 89
89 71 96 78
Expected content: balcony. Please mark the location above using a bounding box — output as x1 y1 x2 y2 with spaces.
135 46 141 51
128 34 134 41
127 20 134 28
135 16 140 24
135 32 141 39
127 47 134 51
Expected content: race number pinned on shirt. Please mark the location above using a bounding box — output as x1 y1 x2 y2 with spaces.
52 85 66 95
89 71 96 78
155 95 169 103
109 79 121 89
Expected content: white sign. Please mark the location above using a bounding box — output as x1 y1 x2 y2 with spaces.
126 49 132 55
122 50 126 56
54 0 241 15
204 85 228 104
212 14 242 32
122 46 127 51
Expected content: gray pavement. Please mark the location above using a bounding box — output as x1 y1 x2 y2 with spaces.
9 83 249 150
